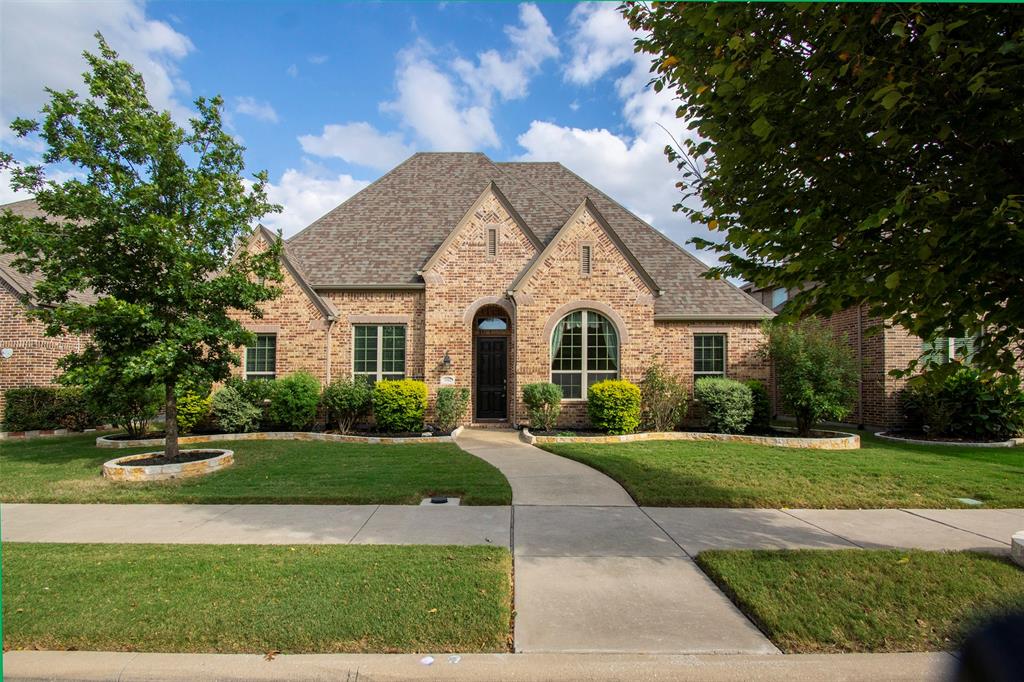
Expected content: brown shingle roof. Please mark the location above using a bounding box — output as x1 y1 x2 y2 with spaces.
288 152 772 319
0 198 97 305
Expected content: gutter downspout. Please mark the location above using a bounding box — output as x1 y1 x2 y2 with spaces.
507 290 519 427
857 304 864 430
325 318 336 384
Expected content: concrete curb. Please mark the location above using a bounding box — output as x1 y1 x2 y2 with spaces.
96 430 456 449
876 431 1023 448
0 650 958 682
522 427 859 450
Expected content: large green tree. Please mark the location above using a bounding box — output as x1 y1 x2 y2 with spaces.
625 3 1024 374
0 35 282 457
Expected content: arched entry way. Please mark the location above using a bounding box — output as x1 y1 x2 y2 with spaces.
473 304 511 421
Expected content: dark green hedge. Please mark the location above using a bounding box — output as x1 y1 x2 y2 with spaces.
2 387 102 432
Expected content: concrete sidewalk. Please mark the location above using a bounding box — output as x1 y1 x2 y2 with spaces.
0 503 511 547
0 650 957 682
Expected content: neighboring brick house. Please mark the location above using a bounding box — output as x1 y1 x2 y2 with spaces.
0 199 92 419
230 152 775 427
742 284 972 428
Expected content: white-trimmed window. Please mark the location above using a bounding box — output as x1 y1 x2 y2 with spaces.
245 333 277 381
354 325 406 383
693 334 726 379
922 336 976 365
550 310 618 400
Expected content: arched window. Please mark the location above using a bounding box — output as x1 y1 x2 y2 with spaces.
550 310 618 399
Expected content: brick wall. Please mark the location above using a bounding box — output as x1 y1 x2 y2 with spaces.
0 282 86 418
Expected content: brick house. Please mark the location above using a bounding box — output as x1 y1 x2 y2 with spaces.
231 152 775 427
0 199 92 418
742 284 975 429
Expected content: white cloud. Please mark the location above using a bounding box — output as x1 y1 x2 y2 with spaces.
516 3 713 262
233 96 279 123
298 122 413 171
261 166 370 238
452 3 559 106
286 63 299 78
564 3 637 85
381 43 499 151
308 54 328 65
0 0 194 125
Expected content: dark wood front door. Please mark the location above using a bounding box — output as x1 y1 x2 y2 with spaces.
475 337 507 420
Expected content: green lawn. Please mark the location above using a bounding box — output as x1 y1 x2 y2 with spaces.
2 543 512 653
697 549 1024 653
539 432 1024 508
0 433 511 505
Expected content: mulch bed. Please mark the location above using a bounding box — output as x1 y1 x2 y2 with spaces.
117 451 223 467
105 431 168 441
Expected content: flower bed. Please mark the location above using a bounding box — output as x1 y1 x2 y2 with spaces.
96 426 463 449
520 426 859 450
876 431 1023 449
102 449 233 481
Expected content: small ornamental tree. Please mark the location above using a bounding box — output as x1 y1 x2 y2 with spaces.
0 35 282 459
763 319 859 436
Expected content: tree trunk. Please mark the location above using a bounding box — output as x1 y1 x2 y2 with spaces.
165 381 179 458
796 413 812 438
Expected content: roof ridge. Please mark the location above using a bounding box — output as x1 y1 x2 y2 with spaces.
540 163 776 317
484 158 578 220
286 153 421 246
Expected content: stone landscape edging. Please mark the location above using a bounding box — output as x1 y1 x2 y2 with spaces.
102 449 234 481
1 426 114 441
876 431 1024 449
520 427 860 450
96 426 462 449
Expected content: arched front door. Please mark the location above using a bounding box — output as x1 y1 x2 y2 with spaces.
473 305 510 420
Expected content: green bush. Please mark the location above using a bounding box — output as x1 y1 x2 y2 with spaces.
694 378 753 434
82 378 164 438
176 391 213 434
745 380 772 433
267 372 322 430
764 319 859 436
372 379 428 433
321 376 373 433
435 387 470 433
900 366 1024 440
2 387 100 431
211 385 262 433
522 382 562 432
639 364 689 431
587 379 642 435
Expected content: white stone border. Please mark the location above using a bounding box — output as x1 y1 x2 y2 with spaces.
97 426 463 449
876 431 1024 448
520 426 859 450
1 426 113 441
102 449 234 482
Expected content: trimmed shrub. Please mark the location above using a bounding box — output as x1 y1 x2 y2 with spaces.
321 376 374 433
86 379 164 438
211 385 262 433
2 387 100 431
694 377 753 434
764 319 858 436
373 379 428 433
176 391 213 434
435 386 471 433
900 366 1024 440
588 379 642 435
522 382 562 432
267 372 322 430
745 379 772 433
639 364 688 432
225 376 275 426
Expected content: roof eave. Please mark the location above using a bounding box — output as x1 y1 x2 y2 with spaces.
653 312 776 322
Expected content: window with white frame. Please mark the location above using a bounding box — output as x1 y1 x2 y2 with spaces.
693 334 726 379
922 335 977 365
550 310 618 399
353 325 406 383
245 333 277 380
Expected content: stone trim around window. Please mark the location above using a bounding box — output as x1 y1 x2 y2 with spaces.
541 300 630 346
347 314 410 325
462 296 515 329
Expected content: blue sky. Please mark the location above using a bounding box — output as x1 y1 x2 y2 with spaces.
0 1 710 259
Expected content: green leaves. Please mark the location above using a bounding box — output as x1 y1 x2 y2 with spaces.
628 3 1024 376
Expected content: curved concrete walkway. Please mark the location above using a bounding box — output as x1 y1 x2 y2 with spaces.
455 428 635 506
454 428 777 654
